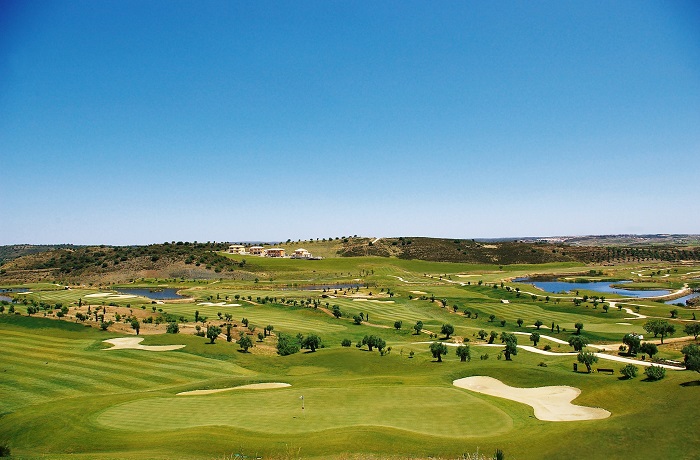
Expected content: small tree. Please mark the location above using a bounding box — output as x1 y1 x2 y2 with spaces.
207 325 222 344
456 344 471 362
441 324 455 339
166 322 179 334
265 324 274 337
429 341 448 362
276 334 300 356
622 333 641 355
670 309 678 319
394 320 402 330
477 329 487 340
237 333 253 352
530 332 540 347
568 335 589 352
301 334 322 352
131 319 140 335
353 315 363 325
488 331 498 344
489 314 496 323
640 342 658 359
577 351 598 373
534 320 543 330
516 318 523 328
684 323 700 340
574 322 584 335
501 333 518 360
681 343 700 373
620 364 638 379
644 365 666 381
413 321 423 335
332 305 342 318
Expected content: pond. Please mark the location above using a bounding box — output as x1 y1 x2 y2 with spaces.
665 292 700 305
115 288 187 300
0 295 13 303
513 278 672 298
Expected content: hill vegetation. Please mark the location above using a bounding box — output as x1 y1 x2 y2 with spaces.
2 237 699 284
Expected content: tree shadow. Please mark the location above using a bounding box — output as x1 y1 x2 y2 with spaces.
680 380 700 387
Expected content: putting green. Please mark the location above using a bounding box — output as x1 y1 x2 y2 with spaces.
96 385 513 437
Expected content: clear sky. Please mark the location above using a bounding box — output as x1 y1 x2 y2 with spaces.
1 0 699 245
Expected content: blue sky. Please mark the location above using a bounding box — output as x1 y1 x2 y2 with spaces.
1 1 699 244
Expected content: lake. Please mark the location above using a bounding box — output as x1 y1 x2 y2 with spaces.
115 288 186 300
665 293 700 305
514 278 671 298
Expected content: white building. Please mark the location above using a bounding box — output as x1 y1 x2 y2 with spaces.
228 244 246 254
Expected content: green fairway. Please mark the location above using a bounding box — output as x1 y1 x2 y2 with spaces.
2 258 700 459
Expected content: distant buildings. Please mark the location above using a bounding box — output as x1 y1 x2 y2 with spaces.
248 246 265 255
291 248 311 259
227 244 245 254
226 245 316 259
263 248 286 258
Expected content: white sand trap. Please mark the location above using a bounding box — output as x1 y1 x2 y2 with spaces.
453 376 610 422
103 337 185 352
410 290 427 295
197 302 241 307
352 299 395 303
616 322 632 325
177 382 291 396
85 293 137 299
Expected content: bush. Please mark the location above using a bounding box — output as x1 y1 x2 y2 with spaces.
620 364 638 379
543 344 551 351
341 338 352 347
166 322 179 334
644 365 666 381
0 443 10 457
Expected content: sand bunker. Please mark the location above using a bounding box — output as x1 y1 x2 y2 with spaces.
410 290 427 295
85 293 137 299
103 337 185 352
197 302 241 307
453 376 610 422
177 382 291 396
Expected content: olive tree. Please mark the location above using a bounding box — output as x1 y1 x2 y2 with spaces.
206 325 222 344
501 333 518 360
577 351 598 373
568 335 589 352
456 344 471 362
429 341 448 362
529 332 540 347
441 323 455 339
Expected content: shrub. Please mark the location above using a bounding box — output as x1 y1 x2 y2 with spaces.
620 364 638 379
166 322 179 334
341 338 352 347
644 365 666 381
543 344 551 351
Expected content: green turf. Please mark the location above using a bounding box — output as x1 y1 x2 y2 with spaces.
2 259 700 459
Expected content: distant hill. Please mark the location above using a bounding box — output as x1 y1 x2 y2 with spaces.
338 236 700 265
1 236 699 284
0 244 77 264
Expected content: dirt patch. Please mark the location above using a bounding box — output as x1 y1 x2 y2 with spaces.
453 376 610 422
